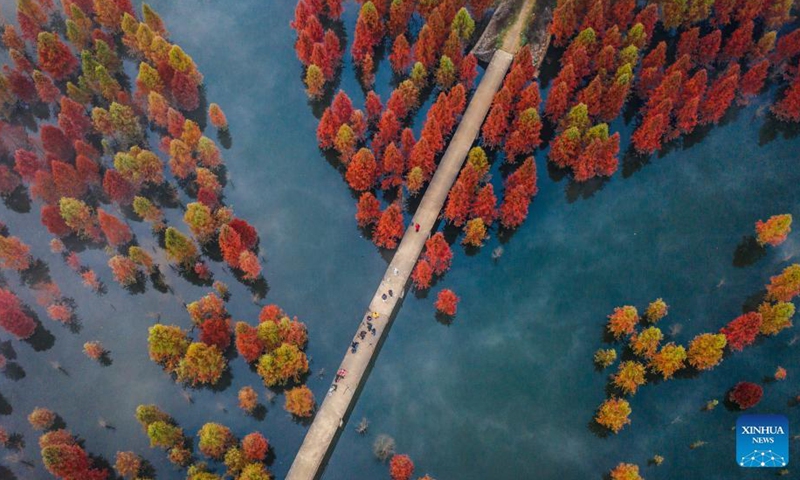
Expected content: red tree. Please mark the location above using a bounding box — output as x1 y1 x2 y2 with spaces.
389 34 412 74
381 142 405 189
435 289 459 316
41 125 74 160
200 318 232 351
41 205 71 236
389 454 414 480
0 289 36 339
774 75 800 121
729 382 763 409
98 209 133 247
423 232 452 275
720 312 762 351
51 160 86 198
37 32 77 80
738 60 769 105
355 192 381 227
374 203 404 249
58 97 91 141
721 20 753 61
103 170 136 205
699 65 739 125
346 148 378 191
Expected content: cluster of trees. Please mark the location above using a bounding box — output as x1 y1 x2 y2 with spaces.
547 0 799 180
0 229 76 325
456 47 541 251
411 232 452 289
135 404 192 468
292 0 343 97
0 287 37 339
233 304 310 388
0 0 266 310
39 427 109 480
136 404 274 479
300 0 484 253
595 258 799 433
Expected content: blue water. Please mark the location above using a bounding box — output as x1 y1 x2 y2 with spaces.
1 1 799 480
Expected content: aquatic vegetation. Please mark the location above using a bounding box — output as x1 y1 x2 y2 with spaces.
729 382 763 410
284 385 316 417
373 434 396 461
389 454 415 480
755 214 792 247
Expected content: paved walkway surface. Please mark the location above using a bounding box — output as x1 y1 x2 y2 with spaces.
286 2 535 478
501 0 537 54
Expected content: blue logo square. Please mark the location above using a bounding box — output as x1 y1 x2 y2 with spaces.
736 414 789 468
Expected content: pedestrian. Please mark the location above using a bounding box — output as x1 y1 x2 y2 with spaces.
388 289 393 297
381 293 387 301
415 223 420 232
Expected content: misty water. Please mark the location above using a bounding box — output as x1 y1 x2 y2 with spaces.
1 1 799 479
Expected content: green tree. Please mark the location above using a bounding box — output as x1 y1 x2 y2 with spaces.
178 343 226 386
197 422 234 459
164 227 198 266
256 343 309 386
451 7 475 40
147 325 189 372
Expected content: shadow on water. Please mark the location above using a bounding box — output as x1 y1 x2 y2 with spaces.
0 392 12 415
2 185 31 213
565 176 608 203
732 235 766 268
758 111 800 146
23 320 55 352
0 465 18 480
2 362 25 381
742 289 767 314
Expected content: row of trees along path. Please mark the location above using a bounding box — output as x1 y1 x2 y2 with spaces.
286 0 539 478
